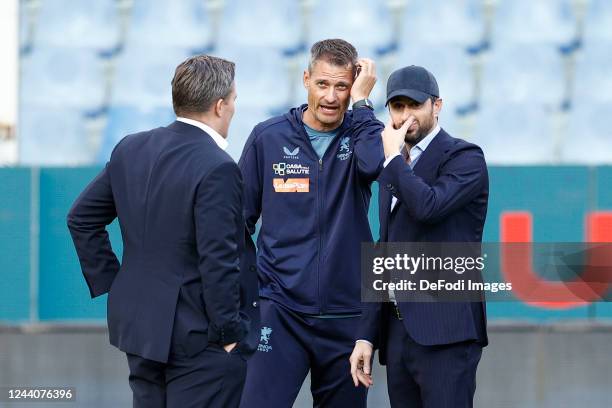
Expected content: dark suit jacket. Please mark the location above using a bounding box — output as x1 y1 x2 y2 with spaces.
67 121 259 363
358 128 489 363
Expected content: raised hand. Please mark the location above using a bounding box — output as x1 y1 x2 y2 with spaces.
351 58 377 102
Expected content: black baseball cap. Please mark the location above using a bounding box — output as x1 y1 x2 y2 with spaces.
385 65 439 106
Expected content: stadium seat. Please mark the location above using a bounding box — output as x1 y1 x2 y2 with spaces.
470 104 556 164
583 0 612 42
99 105 176 161
396 45 474 119
573 41 612 103
218 0 302 49
480 44 565 107
226 107 271 161
110 47 191 109
212 44 293 110
566 102 612 164
21 47 106 110
18 107 92 165
126 0 210 49
491 0 577 46
35 0 119 51
403 0 485 47
309 0 393 50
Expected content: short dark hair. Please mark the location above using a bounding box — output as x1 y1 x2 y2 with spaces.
171 55 235 116
308 39 358 72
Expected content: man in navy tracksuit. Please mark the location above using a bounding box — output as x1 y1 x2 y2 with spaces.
238 39 384 407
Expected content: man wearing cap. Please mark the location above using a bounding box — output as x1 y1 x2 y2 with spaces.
349 66 489 408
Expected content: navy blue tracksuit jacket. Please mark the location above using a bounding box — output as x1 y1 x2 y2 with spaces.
238 105 384 314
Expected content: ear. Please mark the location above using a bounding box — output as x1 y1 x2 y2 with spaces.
214 98 224 118
303 69 310 89
433 98 443 116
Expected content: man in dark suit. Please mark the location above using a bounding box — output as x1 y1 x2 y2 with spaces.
349 65 489 407
67 55 259 408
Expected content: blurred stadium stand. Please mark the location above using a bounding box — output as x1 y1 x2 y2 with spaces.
402 0 486 47
16 0 612 165
490 0 577 46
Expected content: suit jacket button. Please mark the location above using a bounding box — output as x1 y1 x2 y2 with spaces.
252 301 258 308
386 184 393 189
249 265 256 272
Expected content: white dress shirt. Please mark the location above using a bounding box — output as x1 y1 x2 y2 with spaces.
176 117 228 151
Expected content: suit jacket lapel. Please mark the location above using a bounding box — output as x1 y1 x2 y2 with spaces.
411 129 449 182
385 129 450 222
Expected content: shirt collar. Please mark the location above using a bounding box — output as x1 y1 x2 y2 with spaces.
411 124 441 154
176 117 228 150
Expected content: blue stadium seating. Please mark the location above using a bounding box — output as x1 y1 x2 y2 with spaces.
286 53 310 108
566 102 612 163
573 41 612 103
226 107 271 160
21 47 106 110
583 0 612 42
471 104 556 164
212 44 293 109
35 0 119 51
19 107 91 165
403 0 485 47
110 47 191 109
309 0 393 50
480 44 565 107
15 0 612 165
218 0 302 49
99 105 175 161
491 0 577 46
126 0 210 49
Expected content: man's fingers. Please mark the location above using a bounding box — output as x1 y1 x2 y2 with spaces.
356 369 373 388
363 353 372 375
349 349 374 388
367 59 376 77
349 355 359 387
365 59 375 77
357 58 374 76
384 118 410 134
385 118 395 132
400 117 414 131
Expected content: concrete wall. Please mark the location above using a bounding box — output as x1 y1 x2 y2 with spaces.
1 324 611 408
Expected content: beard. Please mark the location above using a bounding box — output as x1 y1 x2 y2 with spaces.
403 116 435 146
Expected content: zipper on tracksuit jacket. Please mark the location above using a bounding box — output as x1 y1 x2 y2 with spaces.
297 124 345 314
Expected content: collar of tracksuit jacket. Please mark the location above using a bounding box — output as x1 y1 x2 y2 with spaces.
246 104 380 315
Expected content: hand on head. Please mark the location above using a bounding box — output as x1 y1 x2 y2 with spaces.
351 58 377 102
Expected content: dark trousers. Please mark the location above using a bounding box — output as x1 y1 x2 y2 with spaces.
239 298 367 408
385 310 482 408
126 344 246 408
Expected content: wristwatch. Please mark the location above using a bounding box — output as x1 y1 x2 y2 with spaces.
352 98 374 110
